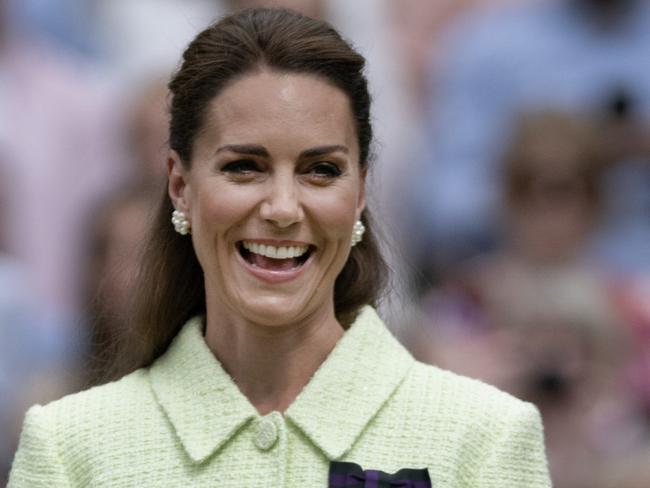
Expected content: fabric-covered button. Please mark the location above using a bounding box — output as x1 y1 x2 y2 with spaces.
254 417 278 451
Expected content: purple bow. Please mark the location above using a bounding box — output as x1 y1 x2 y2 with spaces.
328 461 432 488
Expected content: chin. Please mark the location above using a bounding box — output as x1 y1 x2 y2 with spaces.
235 294 318 328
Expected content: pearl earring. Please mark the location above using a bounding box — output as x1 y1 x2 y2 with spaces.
172 209 191 235
351 220 365 246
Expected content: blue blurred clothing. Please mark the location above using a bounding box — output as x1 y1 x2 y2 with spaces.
0 256 74 480
411 0 650 271
7 0 101 58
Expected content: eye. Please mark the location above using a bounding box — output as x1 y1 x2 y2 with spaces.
221 159 261 174
307 162 342 178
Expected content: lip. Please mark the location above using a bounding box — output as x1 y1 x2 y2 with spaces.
235 240 315 284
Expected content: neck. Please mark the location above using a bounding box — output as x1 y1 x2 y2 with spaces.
204 304 344 415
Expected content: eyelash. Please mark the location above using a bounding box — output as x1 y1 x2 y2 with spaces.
221 159 261 174
219 159 343 181
308 162 342 178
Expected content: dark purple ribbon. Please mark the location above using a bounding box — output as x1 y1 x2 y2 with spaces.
328 461 432 488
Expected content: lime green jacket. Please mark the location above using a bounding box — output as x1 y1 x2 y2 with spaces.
9 307 551 487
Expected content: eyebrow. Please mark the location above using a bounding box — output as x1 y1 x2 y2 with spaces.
299 145 349 158
214 144 349 159
215 144 269 157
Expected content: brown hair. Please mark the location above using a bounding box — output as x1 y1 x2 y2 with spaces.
503 111 607 210
104 8 386 381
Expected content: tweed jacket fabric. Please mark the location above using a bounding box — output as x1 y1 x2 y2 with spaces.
9 306 551 487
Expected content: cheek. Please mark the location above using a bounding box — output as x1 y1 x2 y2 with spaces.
306 188 359 238
192 186 256 244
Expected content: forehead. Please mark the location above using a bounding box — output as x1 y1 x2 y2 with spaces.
196 70 358 155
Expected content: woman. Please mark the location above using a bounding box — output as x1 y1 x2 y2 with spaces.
9 9 550 487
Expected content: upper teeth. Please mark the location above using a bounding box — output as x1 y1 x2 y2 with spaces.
242 242 309 259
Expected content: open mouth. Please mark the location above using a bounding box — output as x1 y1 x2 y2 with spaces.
237 241 313 272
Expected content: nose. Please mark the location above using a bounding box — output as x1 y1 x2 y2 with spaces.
259 173 304 228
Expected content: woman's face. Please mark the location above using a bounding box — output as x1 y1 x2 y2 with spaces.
169 71 365 327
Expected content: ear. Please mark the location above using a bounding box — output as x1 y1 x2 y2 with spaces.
168 150 191 213
356 165 367 219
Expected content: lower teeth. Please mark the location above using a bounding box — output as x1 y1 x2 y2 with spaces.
251 254 300 271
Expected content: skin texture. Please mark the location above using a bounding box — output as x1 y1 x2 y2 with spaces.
168 71 365 413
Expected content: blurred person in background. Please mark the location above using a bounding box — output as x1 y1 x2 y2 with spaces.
403 0 650 282
612 275 650 432
405 111 649 487
0 159 74 485
121 77 171 187
96 0 224 85
227 0 323 17
82 77 169 385
8 0 102 58
593 444 650 488
1 0 108 481
0 0 125 330
592 81 650 277
387 0 521 116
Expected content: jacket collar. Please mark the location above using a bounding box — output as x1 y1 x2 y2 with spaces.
148 307 415 464
148 316 258 463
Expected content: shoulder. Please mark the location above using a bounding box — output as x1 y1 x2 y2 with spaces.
407 365 549 483
29 367 153 425
9 369 160 487
19 368 158 460
410 361 533 412
382 360 546 454
398 361 541 431
377 363 550 485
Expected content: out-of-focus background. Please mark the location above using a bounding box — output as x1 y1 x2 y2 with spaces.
1 0 649 486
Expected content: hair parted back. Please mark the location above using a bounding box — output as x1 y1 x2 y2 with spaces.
104 8 387 382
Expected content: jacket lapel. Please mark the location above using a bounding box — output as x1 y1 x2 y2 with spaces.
286 306 415 460
148 317 257 464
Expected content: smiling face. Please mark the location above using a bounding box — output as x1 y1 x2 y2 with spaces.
168 71 365 328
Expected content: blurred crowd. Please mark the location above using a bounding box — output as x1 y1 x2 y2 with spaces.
0 0 649 486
